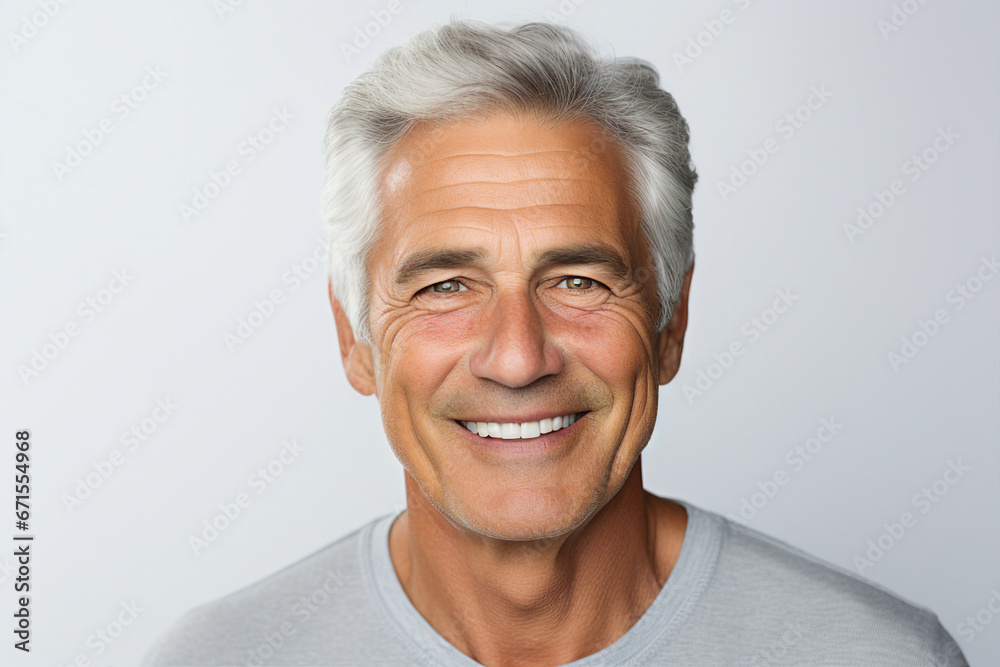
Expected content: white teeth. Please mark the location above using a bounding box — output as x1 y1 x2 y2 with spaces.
461 413 581 439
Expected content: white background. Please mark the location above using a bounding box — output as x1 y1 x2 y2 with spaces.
1 1 997 665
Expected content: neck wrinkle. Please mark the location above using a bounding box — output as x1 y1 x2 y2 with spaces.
388 460 687 666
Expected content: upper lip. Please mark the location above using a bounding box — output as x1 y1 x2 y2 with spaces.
453 410 587 423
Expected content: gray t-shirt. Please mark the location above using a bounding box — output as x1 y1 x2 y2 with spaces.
145 499 968 666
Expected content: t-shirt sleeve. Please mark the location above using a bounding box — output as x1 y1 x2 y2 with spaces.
926 615 969 667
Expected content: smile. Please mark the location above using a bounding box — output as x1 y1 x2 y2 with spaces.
456 413 584 440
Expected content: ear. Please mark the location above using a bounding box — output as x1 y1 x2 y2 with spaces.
655 260 694 385
329 280 377 396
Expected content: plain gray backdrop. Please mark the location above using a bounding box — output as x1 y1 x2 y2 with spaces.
1 1 997 665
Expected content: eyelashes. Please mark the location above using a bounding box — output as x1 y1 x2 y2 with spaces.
425 279 467 294
556 276 598 290
420 275 605 296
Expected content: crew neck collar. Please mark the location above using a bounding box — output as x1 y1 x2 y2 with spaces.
364 497 721 667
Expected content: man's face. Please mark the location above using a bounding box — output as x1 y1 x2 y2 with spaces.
351 112 680 540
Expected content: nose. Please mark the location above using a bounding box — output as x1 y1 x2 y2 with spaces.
468 289 564 388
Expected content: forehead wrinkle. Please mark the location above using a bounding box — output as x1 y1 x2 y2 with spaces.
418 177 603 195
412 181 604 214
407 204 592 223
414 149 585 169
376 112 641 293
409 152 600 184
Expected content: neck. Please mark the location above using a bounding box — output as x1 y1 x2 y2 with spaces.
388 460 688 667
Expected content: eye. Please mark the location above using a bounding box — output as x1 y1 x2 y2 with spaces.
427 279 467 294
557 276 597 290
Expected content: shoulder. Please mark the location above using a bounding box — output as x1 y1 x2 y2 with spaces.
678 504 967 665
143 515 393 666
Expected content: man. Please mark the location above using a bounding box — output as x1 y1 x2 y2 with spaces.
147 20 968 666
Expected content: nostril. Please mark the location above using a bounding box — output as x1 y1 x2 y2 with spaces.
466 305 564 389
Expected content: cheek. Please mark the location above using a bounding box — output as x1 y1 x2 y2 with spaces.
550 310 653 380
384 311 477 397
557 314 658 455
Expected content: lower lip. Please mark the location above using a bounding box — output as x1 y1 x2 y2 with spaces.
454 414 586 457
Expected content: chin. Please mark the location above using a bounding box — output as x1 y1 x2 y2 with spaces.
440 482 605 542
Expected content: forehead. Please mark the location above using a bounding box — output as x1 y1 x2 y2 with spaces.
373 112 642 262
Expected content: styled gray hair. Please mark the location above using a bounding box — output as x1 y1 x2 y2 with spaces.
322 19 696 344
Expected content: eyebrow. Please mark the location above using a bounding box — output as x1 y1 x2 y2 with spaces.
534 244 631 281
394 248 487 285
393 243 631 286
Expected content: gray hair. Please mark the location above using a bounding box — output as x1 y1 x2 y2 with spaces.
322 19 696 344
